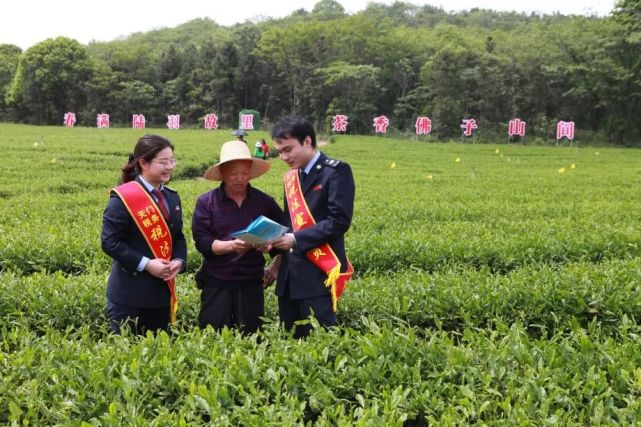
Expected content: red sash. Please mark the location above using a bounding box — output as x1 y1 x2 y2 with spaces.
285 170 353 311
112 181 178 323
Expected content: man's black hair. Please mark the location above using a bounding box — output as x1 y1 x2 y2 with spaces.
270 115 316 148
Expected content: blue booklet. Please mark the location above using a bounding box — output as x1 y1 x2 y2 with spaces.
230 215 289 245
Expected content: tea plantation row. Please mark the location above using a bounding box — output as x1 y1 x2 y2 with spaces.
2 318 641 425
2 256 641 335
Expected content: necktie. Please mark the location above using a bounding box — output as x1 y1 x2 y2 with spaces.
152 189 171 220
300 170 307 183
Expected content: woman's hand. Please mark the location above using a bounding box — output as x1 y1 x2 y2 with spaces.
166 259 183 280
145 258 171 279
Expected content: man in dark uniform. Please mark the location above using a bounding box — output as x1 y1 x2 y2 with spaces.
270 115 355 338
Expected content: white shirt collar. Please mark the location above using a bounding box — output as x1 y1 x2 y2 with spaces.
302 151 321 175
138 175 163 192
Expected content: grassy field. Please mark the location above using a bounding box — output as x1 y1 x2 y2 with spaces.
2 123 641 424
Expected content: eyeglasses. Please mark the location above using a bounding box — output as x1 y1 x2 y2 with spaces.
152 158 177 167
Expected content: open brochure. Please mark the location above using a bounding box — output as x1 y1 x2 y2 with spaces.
230 215 289 245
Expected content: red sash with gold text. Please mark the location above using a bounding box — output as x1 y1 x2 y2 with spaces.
112 181 178 323
284 170 353 311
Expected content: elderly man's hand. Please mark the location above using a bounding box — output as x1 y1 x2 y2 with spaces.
263 265 278 288
263 255 281 288
256 243 272 253
227 239 253 255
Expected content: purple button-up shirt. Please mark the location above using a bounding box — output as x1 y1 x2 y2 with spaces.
192 183 285 281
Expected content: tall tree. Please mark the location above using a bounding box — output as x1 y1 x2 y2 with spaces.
419 44 484 137
319 61 381 133
255 21 334 123
610 0 641 142
6 37 93 124
83 58 123 124
117 81 156 124
312 0 346 20
0 44 22 119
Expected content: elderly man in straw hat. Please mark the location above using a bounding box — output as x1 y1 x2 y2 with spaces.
192 140 285 333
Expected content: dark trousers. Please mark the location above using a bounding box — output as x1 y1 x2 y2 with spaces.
278 294 336 339
199 282 264 334
107 300 169 335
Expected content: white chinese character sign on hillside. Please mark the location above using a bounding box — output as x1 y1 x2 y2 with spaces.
167 115 180 130
508 118 526 137
556 121 575 141
332 115 349 132
63 112 76 128
132 114 146 129
460 118 478 137
204 113 219 130
240 114 254 130
373 115 389 134
96 114 110 128
415 116 432 135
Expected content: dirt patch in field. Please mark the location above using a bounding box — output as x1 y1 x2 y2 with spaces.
318 139 331 147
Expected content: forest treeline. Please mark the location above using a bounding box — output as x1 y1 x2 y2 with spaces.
0 0 639 143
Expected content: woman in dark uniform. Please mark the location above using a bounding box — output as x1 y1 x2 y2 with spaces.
101 134 187 334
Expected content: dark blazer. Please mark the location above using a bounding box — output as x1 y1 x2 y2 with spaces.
276 152 355 299
101 177 187 308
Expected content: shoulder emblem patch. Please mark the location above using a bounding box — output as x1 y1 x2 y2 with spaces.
324 158 340 168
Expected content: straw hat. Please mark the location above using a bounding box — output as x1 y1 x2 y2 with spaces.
204 140 270 181
232 129 248 137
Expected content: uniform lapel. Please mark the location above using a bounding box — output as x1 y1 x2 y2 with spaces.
163 189 177 225
302 153 324 194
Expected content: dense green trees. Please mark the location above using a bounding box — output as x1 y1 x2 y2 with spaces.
6 37 93 124
1 1 639 143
